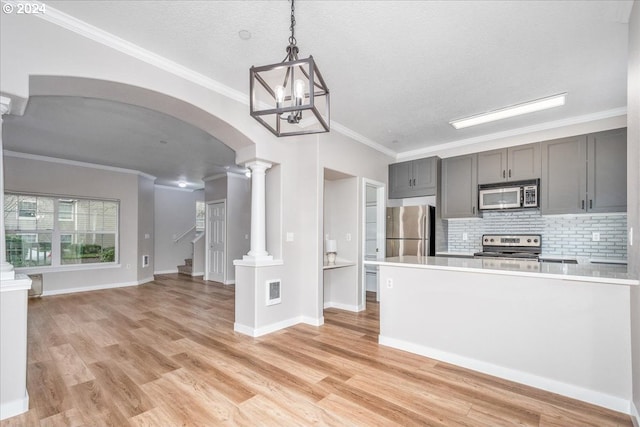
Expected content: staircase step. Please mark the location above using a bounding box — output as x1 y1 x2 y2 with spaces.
185 258 193 267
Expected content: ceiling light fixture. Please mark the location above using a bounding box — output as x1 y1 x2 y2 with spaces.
449 93 567 130
249 0 330 137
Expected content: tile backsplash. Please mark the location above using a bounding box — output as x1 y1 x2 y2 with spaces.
446 210 627 260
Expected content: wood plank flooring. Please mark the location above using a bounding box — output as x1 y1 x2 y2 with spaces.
2 274 632 426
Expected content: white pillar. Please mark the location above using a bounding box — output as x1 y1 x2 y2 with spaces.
243 160 272 262
0 96 15 281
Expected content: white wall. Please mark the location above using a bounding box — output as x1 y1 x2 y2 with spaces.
153 186 202 273
3 154 145 294
378 264 633 413
627 1 640 422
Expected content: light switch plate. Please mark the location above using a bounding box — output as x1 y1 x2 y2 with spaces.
286 232 294 242
592 232 600 242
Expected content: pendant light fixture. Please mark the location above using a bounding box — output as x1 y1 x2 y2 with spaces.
249 0 330 137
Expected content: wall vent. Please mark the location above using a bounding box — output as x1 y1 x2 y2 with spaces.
266 279 281 306
142 254 150 268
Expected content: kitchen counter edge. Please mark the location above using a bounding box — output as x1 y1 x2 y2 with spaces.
364 256 638 286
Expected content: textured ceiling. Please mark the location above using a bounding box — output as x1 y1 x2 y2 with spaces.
1 1 632 187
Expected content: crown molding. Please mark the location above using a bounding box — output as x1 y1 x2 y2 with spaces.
15 0 247 105
330 122 397 158
396 107 627 160
15 1 398 157
3 150 157 180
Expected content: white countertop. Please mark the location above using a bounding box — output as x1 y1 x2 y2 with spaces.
365 255 638 286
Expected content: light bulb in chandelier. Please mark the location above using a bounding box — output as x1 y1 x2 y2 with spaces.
275 85 285 109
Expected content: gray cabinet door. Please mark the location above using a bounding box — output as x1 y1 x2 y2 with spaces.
388 161 412 199
410 157 437 197
477 149 507 184
541 136 587 215
477 143 540 184
441 154 478 218
389 157 438 199
587 128 627 213
508 143 541 181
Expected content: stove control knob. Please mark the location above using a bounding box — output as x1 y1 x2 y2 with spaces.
527 239 531 243
534 239 539 243
490 238 495 243
484 238 488 242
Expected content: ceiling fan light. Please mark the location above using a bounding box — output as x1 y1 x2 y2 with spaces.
450 93 567 129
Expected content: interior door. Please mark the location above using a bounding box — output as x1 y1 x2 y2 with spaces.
207 201 225 283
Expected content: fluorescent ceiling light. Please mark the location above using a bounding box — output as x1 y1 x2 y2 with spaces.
449 93 567 129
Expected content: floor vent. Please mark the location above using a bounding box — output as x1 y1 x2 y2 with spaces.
28 274 43 297
266 279 281 306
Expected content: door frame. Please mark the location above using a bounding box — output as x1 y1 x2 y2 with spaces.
361 178 386 308
205 199 226 283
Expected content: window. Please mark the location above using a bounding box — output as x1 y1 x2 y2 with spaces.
196 200 205 232
4 193 119 269
58 200 75 221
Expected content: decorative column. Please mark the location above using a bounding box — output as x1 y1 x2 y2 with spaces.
243 160 273 262
0 96 14 281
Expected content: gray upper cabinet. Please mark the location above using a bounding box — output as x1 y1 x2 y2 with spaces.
541 136 586 214
541 128 626 215
389 157 439 199
477 143 540 185
587 128 627 213
441 154 478 218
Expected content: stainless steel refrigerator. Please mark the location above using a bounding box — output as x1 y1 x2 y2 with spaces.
386 205 435 257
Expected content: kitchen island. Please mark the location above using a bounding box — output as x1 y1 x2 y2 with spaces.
364 256 638 414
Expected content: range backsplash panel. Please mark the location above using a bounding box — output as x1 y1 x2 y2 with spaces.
446 210 627 261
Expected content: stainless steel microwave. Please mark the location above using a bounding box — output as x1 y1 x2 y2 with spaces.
478 179 539 211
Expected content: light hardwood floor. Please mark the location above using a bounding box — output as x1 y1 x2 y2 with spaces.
2 274 632 426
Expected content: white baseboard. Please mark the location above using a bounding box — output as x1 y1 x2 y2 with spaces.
234 316 304 337
379 335 631 415
191 271 204 277
154 269 178 275
323 301 360 312
223 280 235 285
0 391 29 421
42 279 142 296
302 315 324 326
138 276 155 285
632 401 639 427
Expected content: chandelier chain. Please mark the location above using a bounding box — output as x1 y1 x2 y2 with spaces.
288 0 296 46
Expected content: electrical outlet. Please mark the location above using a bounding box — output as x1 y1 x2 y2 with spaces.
462 233 468 241
346 233 352 242
286 232 294 242
386 278 393 289
592 232 600 242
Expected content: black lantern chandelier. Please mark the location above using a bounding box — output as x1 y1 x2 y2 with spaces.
249 0 330 137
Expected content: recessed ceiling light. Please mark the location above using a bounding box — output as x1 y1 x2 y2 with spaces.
238 30 251 40
449 93 567 130
178 181 187 188
159 140 169 144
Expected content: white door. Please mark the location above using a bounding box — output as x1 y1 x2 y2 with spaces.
207 201 225 283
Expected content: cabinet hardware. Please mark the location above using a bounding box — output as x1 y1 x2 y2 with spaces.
502 170 505 178
409 179 412 187
581 200 585 210
472 206 476 215
508 169 511 178
589 199 593 209
413 178 416 186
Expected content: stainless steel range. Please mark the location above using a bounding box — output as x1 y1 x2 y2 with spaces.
474 234 542 260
